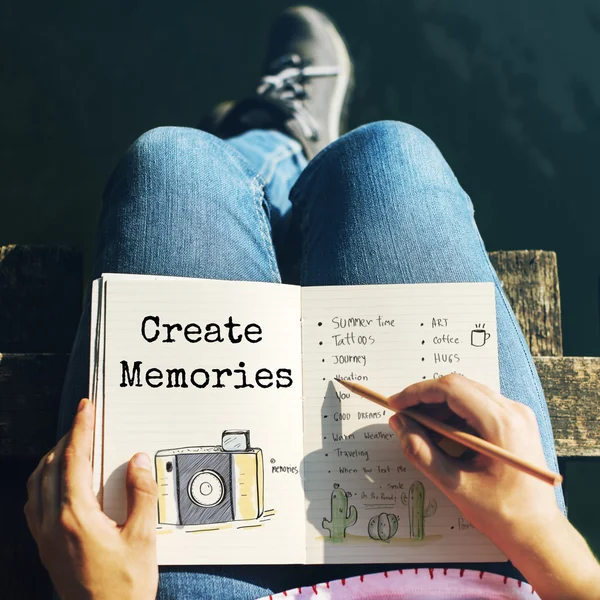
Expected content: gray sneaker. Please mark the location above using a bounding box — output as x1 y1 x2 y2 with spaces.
200 6 353 160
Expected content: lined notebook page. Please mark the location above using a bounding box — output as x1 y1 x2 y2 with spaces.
88 278 104 497
301 283 505 564
100 275 305 565
92 275 133 498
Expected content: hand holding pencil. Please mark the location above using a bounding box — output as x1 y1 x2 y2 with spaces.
335 376 562 486
335 374 565 553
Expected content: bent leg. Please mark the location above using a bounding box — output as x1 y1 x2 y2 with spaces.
286 120 563 585
292 120 562 491
59 126 284 600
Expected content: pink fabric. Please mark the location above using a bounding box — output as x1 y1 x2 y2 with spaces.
260 569 540 599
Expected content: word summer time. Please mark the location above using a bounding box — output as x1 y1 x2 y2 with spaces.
119 316 293 390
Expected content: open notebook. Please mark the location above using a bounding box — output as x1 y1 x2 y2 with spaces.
89 274 505 565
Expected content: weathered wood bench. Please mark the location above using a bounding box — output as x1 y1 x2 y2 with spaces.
0 245 598 598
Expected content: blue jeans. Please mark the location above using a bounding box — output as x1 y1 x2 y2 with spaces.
59 121 565 599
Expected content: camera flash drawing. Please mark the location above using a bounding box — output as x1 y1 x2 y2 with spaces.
155 429 264 527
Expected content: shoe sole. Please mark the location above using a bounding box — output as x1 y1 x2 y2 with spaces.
296 6 354 142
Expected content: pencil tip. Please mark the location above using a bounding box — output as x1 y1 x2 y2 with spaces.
334 378 341 383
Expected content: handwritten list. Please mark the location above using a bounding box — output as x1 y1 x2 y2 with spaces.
301 283 505 563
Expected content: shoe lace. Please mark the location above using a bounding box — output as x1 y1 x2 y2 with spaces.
256 54 340 141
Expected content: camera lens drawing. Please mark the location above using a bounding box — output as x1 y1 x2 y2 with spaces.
155 429 265 527
188 471 226 507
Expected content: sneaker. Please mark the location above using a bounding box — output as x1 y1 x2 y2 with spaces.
199 6 353 159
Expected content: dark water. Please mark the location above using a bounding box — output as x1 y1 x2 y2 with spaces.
2 0 599 552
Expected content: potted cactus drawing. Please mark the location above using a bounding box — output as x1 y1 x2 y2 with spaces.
401 481 437 540
322 483 357 543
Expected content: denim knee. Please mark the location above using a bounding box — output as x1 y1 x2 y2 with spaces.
129 125 223 160
339 120 443 165
129 125 222 161
96 124 280 282
103 126 258 211
294 120 471 219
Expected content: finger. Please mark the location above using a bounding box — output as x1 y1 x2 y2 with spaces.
122 453 158 544
24 451 48 539
388 375 502 436
61 399 96 507
395 378 507 421
40 434 69 529
25 440 61 538
389 414 458 489
461 377 509 408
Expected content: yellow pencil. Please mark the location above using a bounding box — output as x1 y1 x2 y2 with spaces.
334 378 562 487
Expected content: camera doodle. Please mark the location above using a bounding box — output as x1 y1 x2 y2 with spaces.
155 429 264 526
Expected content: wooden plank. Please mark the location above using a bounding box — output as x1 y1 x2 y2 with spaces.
0 245 82 353
0 353 68 457
534 356 600 457
489 250 563 357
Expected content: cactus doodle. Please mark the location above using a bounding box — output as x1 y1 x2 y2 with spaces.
401 481 437 540
322 483 358 543
368 512 399 542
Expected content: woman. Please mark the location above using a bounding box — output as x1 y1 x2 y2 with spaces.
24 6 600 599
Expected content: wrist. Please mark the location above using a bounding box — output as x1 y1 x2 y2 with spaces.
494 510 600 600
493 505 566 553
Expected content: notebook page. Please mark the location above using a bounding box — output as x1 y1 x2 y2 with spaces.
101 275 305 565
301 283 505 564
88 278 100 409
93 274 160 498
92 275 123 499
92 273 255 500
88 278 104 496
93 273 263 501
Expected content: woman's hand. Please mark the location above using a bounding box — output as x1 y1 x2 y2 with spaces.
387 373 560 543
24 398 158 600
388 374 600 599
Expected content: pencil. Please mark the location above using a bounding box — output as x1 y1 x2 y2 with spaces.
334 378 563 487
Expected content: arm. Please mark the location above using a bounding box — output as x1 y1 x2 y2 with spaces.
388 375 600 600
498 509 600 599
24 398 159 600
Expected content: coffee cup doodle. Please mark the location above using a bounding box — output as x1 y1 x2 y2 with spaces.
471 324 490 347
